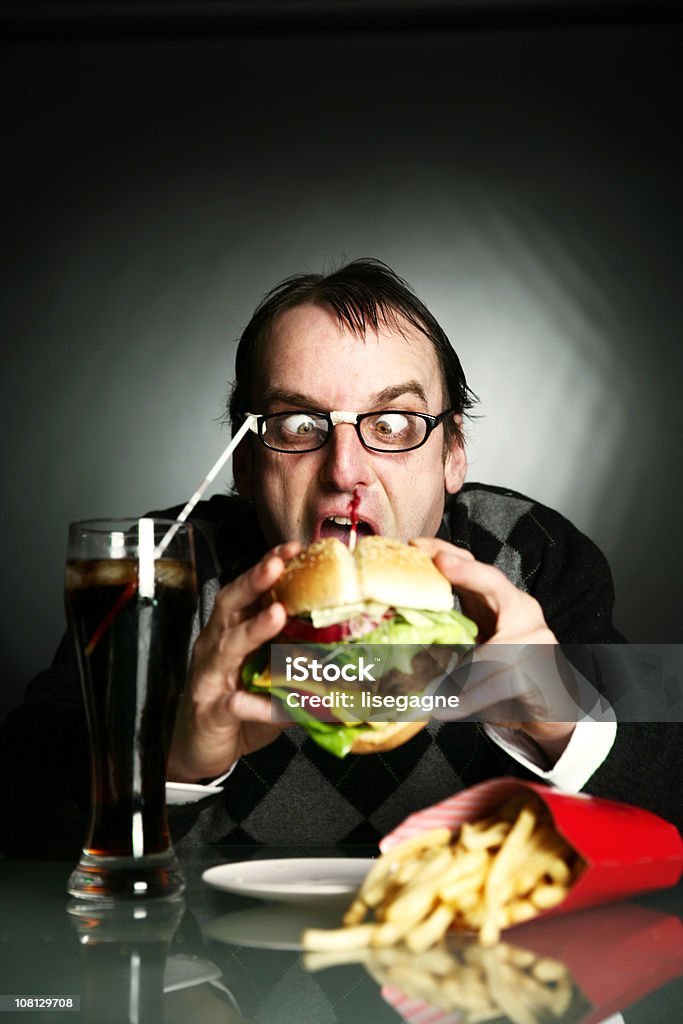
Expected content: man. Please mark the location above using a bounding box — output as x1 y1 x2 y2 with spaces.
0 259 678 855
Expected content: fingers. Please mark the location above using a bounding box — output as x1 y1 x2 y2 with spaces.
438 649 553 723
216 541 302 615
196 541 301 667
168 688 288 781
432 553 511 613
192 600 286 696
411 536 526 606
170 542 303 781
183 543 298 731
411 537 551 644
226 687 283 724
410 537 474 562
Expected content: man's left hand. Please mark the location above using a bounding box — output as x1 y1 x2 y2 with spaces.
412 538 577 765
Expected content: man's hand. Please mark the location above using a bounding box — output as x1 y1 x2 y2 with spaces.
412 538 577 764
167 541 301 783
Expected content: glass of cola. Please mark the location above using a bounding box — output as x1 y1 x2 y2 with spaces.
65 518 197 902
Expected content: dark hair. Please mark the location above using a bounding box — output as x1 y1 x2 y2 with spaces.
227 258 477 447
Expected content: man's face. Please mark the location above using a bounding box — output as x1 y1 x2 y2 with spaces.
235 303 467 546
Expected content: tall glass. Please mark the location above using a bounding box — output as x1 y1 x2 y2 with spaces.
65 518 197 902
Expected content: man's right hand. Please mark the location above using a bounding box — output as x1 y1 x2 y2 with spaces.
166 541 301 783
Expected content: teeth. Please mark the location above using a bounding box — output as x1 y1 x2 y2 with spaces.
328 516 353 526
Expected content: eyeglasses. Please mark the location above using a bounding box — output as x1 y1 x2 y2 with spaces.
245 409 455 454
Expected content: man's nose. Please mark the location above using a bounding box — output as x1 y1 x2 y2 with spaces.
318 423 373 491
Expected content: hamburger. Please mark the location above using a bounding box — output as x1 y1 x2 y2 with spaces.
242 536 478 756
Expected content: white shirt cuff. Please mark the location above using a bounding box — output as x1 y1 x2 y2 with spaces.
165 762 237 805
197 765 237 786
483 719 618 792
202 762 237 787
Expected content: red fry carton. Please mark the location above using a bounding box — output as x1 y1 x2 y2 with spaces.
382 902 683 1024
380 777 683 920
511 902 683 1024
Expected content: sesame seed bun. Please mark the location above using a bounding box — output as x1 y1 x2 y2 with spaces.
273 538 361 615
273 536 453 616
346 720 427 755
264 536 459 756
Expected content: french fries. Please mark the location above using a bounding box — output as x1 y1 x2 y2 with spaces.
302 939 582 1024
302 795 584 955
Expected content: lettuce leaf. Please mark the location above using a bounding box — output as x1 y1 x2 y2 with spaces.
376 607 479 645
242 607 478 757
269 686 371 758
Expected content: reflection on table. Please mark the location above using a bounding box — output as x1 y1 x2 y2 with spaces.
0 847 682 1024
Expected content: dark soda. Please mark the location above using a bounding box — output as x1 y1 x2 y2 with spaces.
66 557 196 859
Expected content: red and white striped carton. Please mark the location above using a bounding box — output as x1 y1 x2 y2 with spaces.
381 989 464 1024
380 777 683 920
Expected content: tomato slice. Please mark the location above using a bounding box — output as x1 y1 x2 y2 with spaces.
280 609 394 644
280 618 353 643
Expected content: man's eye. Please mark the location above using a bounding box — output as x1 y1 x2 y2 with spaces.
281 413 317 435
373 413 410 435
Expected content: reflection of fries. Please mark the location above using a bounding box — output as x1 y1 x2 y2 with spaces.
301 796 583 955
303 937 581 1024
302 924 375 950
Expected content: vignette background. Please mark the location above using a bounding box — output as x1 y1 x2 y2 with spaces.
2 1 681 722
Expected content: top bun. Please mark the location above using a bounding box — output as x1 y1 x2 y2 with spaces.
274 536 453 616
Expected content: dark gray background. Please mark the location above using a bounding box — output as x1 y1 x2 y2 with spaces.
2 3 682 722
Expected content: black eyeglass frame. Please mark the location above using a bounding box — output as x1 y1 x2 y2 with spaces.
244 408 456 454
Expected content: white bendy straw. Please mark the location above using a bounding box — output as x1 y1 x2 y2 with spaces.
155 415 256 556
348 487 360 553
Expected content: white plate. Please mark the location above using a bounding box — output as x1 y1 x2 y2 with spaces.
203 904 344 950
202 857 373 908
166 781 224 805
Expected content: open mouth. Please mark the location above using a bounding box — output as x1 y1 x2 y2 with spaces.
319 516 374 545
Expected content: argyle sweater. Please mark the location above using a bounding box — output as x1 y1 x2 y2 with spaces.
3 483 680 859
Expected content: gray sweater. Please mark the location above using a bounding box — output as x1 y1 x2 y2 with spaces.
1 483 679 857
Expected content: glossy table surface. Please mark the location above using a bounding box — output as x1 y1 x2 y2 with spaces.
1 845 682 1024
